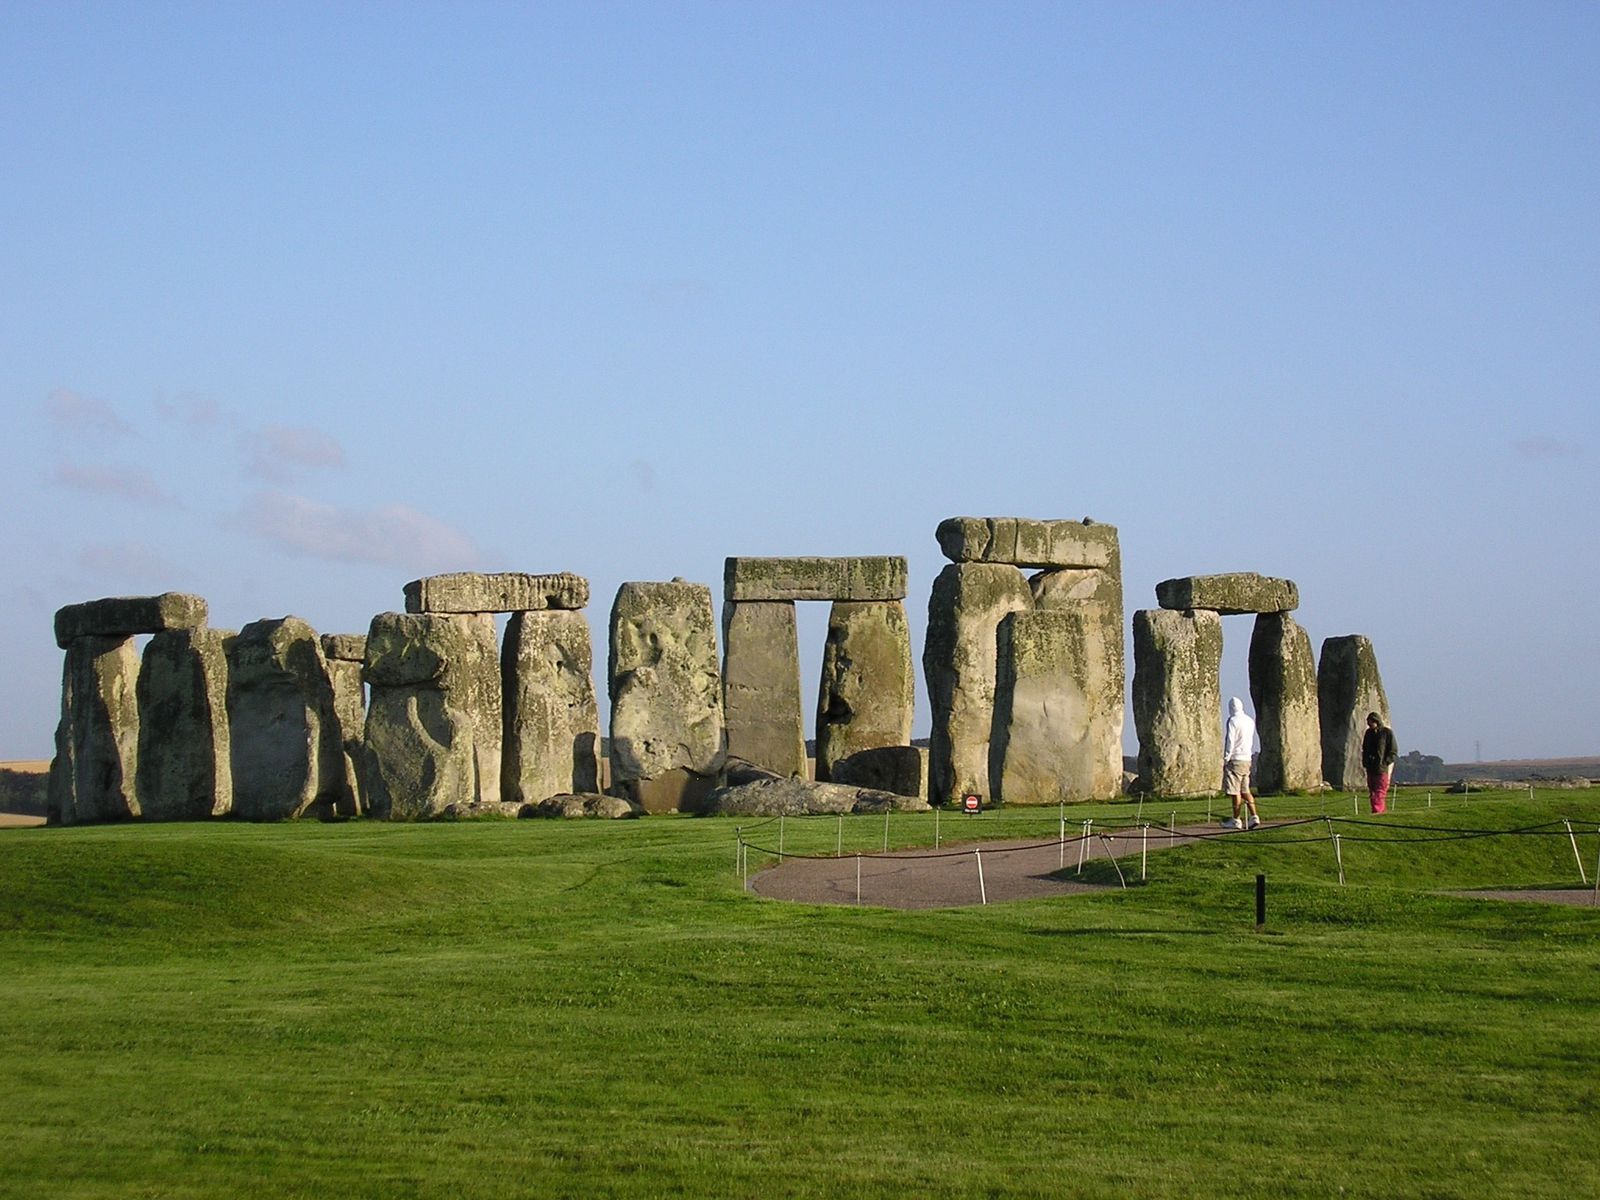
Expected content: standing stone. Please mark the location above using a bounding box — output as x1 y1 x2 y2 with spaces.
320 634 367 817
608 581 724 813
503 611 600 806
923 563 1033 807
1248 613 1322 794
47 636 142 824
1132 609 1223 797
135 628 233 820
815 601 914 783
227 617 342 821
722 600 806 778
1318 635 1390 790
362 612 488 820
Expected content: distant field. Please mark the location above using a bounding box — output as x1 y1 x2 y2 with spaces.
0 760 48 819
1442 756 1600 781
2 786 1599 1198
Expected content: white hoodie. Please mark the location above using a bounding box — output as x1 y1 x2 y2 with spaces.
1224 697 1257 763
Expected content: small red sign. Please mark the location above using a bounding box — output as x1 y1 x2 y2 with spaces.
963 793 982 813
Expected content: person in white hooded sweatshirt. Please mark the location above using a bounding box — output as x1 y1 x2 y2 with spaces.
1220 697 1260 830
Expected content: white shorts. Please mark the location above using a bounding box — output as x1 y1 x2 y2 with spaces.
1223 760 1252 796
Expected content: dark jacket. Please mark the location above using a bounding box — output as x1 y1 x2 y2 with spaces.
1362 725 1397 772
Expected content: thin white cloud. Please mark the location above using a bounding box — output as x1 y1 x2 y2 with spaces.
243 424 348 480
227 490 481 569
1513 436 1582 460
75 542 182 586
156 393 228 430
46 388 131 436
55 461 180 506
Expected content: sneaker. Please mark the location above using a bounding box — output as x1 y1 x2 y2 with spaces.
1219 818 1242 830
1247 815 1262 830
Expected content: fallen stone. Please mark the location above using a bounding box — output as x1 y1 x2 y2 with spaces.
701 776 930 817
1318 635 1390 791
721 600 806 778
319 633 367 662
724 556 908 602
502 610 600 806
923 563 1032 807
47 636 141 823
1131 608 1223 797
135 628 232 820
522 792 644 820
54 592 208 649
1248 613 1322 793
815 600 914 783
227 617 343 820
936 517 1118 569
1155 573 1298 615
608 581 724 812
404 572 589 614
827 745 925 799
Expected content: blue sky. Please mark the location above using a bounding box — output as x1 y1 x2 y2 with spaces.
2 2 1595 763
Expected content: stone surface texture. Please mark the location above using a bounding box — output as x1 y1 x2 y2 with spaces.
935 517 1118 569
923 563 1033 807
361 612 492 820
1318 635 1391 790
826 745 925 798
135 628 233 820
607 581 724 812
47 636 142 824
524 792 643 820
319 633 367 662
502 610 600 806
323 654 366 816
226 617 343 821
724 556 908 602
1155 573 1299 615
721 600 807 778
991 607 1125 804
404 572 589 614
54 592 208 649
1248 613 1323 793
702 776 930 817
815 600 914 783
1132 608 1224 797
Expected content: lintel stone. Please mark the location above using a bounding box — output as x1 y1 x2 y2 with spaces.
55 593 208 649
1155 573 1298 615
724 557 907 602
320 633 368 662
936 517 1117 570
404 572 589 614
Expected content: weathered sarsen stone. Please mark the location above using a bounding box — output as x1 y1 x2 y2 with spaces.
608 581 724 813
1155 573 1299 615
227 617 343 821
361 612 491 819
320 634 367 817
405 572 589 614
1248 613 1322 793
47 636 141 824
1318 635 1390 791
1132 609 1223 797
923 563 1032 807
136 628 233 820
936 517 1118 570
54 592 207 649
724 556 907 602
815 601 914 784
502 610 600 806
722 600 806 778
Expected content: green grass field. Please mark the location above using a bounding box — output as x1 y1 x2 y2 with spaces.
3 788 1599 1198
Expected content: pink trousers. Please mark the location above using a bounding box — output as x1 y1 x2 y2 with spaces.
1367 770 1390 814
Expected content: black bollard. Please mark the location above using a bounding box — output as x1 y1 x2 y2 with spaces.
1256 873 1267 931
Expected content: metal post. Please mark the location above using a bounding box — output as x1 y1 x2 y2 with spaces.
975 848 987 905
736 827 742 876
1141 824 1148 881
1334 834 1346 886
1059 815 1065 870
836 814 843 857
1565 819 1588 884
1169 812 1176 847
740 835 747 889
883 808 889 852
935 805 940 848
1077 819 1090 874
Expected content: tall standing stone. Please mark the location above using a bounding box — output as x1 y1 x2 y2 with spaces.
135 628 233 820
362 612 488 819
815 600 914 783
1318 635 1390 790
1248 613 1321 793
608 581 724 813
48 636 142 824
227 617 342 821
1132 608 1223 797
722 600 806 778
502 610 600 806
923 563 1032 806
320 634 368 817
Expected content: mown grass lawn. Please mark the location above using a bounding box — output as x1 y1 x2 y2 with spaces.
2 788 1598 1199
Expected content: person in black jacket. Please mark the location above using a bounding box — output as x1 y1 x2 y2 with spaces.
1361 712 1397 814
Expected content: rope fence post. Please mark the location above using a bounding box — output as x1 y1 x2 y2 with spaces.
735 826 742 878
779 813 785 860
975 847 987 905
1141 824 1149 881
836 813 843 857
883 808 890 852
1059 813 1066 870
1592 829 1599 907
1564 819 1588 884
935 805 940 848
1334 833 1346 886
1077 819 1091 875
1169 811 1176 847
